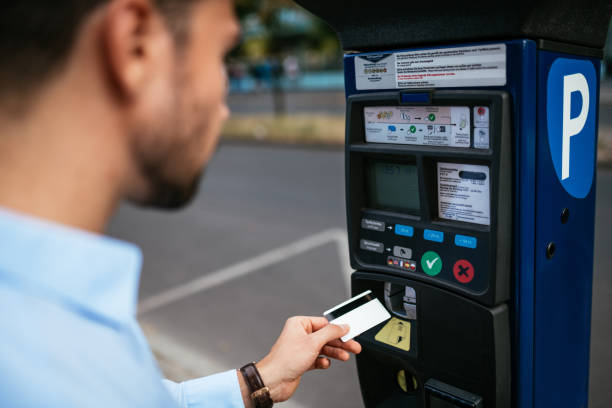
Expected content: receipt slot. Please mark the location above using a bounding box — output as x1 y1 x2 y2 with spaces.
293 1 612 407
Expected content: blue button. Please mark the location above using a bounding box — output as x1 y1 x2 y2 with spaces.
455 234 477 249
423 229 444 243
395 224 414 237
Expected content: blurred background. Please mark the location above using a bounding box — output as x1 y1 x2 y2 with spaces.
107 2 612 407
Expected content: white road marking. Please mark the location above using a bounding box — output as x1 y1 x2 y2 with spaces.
138 228 352 315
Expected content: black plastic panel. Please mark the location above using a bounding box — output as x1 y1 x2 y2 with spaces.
346 91 512 306
359 210 491 295
353 272 510 408
294 0 612 54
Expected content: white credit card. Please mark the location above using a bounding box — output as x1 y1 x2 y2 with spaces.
323 290 391 342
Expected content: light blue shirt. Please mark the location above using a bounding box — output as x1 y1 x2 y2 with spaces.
0 208 245 408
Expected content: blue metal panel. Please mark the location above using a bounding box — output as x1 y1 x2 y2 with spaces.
343 55 357 98
533 50 599 408
506 40 538 408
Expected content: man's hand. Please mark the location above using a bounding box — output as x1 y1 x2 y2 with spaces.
252 316 362 403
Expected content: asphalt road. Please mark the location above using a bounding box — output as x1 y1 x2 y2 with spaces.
228 89 346 115
108 143 361 408
107 142 611 408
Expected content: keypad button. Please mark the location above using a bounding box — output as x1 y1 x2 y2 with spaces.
360 239 384 253
423 229 444 243
454 234 477 249
395 224 414 237
453 259 475 283
393 246 413 259
361 218 385 232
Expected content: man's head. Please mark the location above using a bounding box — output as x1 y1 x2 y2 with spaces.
0 0 240 209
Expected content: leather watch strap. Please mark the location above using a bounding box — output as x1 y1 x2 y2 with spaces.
239 362 273 408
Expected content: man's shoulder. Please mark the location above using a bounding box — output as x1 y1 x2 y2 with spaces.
0 283 176 408
0 279 101 344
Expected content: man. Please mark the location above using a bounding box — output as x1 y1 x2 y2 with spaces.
0 1 361 407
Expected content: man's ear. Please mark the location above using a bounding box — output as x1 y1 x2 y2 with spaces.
101 0 166 100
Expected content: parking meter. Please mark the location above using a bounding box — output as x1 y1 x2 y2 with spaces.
295 1 612 407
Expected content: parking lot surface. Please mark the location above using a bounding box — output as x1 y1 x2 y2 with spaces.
108 142 612 408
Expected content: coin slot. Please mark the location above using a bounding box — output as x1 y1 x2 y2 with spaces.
397 369 419 394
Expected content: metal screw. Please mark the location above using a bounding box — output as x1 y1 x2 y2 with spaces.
546 242 556 259
561 208 570 224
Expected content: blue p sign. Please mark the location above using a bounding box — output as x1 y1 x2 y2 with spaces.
546 58 597 198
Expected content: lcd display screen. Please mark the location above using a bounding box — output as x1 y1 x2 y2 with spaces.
366 161 420 214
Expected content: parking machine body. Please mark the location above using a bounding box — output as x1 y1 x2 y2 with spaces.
294 2 612 407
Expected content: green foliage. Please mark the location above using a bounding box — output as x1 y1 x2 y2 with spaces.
230 0 341 68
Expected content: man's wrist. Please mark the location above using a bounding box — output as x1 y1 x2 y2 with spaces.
237 369 255 408
255 357 283 403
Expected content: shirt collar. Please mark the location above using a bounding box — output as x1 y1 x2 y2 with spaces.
0 207 142 326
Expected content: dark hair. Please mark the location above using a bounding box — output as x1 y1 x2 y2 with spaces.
0 0 195 101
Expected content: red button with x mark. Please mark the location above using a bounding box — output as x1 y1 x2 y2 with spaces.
453 259 475 284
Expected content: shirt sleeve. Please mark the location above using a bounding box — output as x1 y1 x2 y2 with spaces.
163 370 245 408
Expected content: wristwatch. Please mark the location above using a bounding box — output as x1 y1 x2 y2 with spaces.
239 362 274 408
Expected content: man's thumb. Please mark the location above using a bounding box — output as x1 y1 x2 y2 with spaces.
311 323 350 347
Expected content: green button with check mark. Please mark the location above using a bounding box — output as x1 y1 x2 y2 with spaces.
421 251 442 276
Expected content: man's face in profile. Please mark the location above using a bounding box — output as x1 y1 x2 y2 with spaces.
129 0 239 209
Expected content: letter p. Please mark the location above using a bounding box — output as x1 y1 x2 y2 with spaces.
562 73 589 180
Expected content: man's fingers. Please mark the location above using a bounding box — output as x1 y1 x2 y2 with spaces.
321 345 350 361
306 316 333 332
313 357 331 370
325 339 362 354
291 316 333 333
310 323 350 348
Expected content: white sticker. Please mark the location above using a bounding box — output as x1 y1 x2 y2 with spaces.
396 44 506 88
437 163 490 225
473 106 490 127
474 128 490 149
363 106 470 147
355 53 397 90
354 44 506 90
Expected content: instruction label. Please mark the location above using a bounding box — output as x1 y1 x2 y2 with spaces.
355 44 506 90
438 163 490 225
364 106 470 147
396 44 506 88
355 53 397 90
375 317 411 351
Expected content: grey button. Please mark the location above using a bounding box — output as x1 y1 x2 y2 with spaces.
361 218 385 232
360 239 384 253
393 246 412 259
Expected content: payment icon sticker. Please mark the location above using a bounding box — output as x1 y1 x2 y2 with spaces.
375 317 411 351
